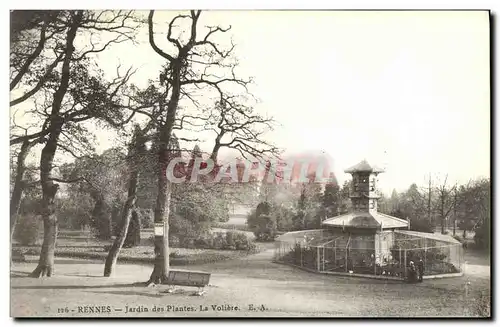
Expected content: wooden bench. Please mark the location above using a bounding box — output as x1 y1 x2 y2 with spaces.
164 270 211 295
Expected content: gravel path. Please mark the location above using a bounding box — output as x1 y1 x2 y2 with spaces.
11 244 490 317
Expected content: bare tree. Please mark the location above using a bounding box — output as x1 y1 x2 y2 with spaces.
11 10 140 278
146 10 252 284
434 174 457 234
10 10 65 107
202 100 279 162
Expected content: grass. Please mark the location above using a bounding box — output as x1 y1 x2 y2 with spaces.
14 245 260 265
12 227 262 266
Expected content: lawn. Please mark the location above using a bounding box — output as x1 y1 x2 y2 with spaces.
12 228 261 266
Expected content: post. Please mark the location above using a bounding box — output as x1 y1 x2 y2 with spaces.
424 238 427 270
163 218 169 274
399 247 402 270
317 247 320 271
404 249 407 279
453 191 457 236
300 244 303 267
323 247 325 271
333 241 337 268
428 173 432 225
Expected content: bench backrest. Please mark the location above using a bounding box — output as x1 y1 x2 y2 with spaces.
166 270 211 287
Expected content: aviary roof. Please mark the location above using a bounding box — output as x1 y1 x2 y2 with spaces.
322 211 409 229
344 160 385 174
394 230 462 244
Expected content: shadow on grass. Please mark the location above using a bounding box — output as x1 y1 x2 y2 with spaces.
18 259 104 264
87 290 165 299
10 271 31 278
12 281 148 290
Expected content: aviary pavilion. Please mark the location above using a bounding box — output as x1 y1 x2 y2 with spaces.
275 160 463 279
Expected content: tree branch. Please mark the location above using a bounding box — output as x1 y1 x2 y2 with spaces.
148 10 174 62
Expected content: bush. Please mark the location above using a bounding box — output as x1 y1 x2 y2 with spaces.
249 213 277 242
13 214 41 246
409 218 433 233
169 250 182 258
226 231 256 251
176 231 256 251
474 221 490 250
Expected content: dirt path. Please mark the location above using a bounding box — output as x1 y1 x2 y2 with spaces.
11 243 490 317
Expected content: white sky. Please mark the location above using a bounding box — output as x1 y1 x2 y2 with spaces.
12 10 490 194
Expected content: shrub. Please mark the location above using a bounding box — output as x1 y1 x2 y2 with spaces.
248 201 278 242
474 221 490 250
225 231 256 251
13 214 41 246
212 232 228 249
139 208 154 229
252 214 277 242
409 218 433 233
169 250 182 258
176 231 256 251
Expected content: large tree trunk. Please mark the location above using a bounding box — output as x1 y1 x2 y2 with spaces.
30 124 62 278
10 139 33 239
148 178 172 284
30 11 82 278
148 62 181 285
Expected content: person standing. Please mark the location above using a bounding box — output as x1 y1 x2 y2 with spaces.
417 257 424 282
407 261 417 283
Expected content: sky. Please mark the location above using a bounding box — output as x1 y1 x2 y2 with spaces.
12 10 490 194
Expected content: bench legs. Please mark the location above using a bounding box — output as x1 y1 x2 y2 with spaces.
194 287 205 296
163 285 175 293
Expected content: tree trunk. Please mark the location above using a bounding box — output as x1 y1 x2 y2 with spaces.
123 210 141 248
148 62 182 285
104 127 143 277
30 197 58 277
103 201 136 277
441 196 445 234
30 11 82 278
149 178 172 284
10 139 33 239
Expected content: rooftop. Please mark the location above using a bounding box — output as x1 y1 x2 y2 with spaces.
344 159 385 174
394 230 462 244
322 211 409 229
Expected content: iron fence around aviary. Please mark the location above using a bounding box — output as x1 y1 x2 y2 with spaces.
274 229 464 280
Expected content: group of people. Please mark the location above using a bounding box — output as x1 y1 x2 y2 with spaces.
407 258 425 283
